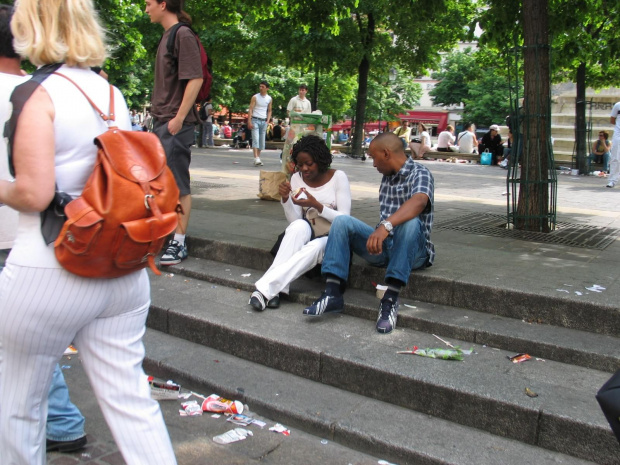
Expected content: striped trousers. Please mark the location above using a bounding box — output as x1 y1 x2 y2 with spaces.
0 265 176 465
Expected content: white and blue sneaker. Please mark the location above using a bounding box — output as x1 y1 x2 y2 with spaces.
303 292 344 316
160 240 188 266
376 297 398 334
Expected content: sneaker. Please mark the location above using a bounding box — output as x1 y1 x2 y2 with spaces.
160 240 188 266
46 435 87 453
266 294 280 309
254 157 263 166
376 297 399 334
303 291 344 317
606 181 615 188
249 290 267 311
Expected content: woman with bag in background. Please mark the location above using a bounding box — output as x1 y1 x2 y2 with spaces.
0 0 177 463
410 123 432 159
249 135 351 311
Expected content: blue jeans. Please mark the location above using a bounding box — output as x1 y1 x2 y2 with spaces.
251 118 267 151
202 121 214 147
321 216 428 285
47 364 85 441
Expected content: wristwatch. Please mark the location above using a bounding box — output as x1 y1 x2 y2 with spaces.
379 220 393 233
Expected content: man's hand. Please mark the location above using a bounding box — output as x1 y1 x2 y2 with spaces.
167 116 183 136
367 225 390 255
248 120 253 130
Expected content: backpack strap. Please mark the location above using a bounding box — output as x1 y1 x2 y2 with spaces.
53 72 115 124
165 22 190 61
4 63 62 177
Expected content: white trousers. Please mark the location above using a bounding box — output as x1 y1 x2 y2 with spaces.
0 265 176 465
609 138 620 183
256 219 327 300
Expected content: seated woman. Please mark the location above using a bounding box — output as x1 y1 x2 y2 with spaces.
478 124 503 165
591 131 612 172
249 135 351 311
409 123 432 159
436 125 456 152
232 124 252 148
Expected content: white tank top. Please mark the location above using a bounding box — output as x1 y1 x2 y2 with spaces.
252 93 271 119
8 65 131 268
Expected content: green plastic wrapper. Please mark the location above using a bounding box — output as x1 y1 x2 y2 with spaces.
398 347 466 361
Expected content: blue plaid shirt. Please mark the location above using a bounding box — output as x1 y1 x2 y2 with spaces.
379 157 435 265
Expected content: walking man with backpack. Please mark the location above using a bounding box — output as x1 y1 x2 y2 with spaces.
146 0 203 265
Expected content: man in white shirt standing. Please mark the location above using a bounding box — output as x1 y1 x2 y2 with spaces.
607 101 620 188
248 81 273 166
287 84 311 117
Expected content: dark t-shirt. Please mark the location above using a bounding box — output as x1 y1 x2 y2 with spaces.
151 25 203 124
272 124 282 140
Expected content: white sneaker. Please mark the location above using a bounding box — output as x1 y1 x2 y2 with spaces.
254 157 263 166
606 181 615 188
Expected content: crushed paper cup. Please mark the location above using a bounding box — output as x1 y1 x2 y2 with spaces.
375 284 388 299
202 394 244 414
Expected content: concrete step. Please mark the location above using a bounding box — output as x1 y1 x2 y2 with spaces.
146 266 620 463
160 258 620 372
143 329 598 465
184 237 620 338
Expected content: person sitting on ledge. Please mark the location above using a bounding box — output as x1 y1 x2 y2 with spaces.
249 135 351 311
436 125 456 152
303 132 434 334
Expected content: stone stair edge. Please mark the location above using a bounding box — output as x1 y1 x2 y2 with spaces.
142 329 598 465
158 257 620 373
182 236 620 338
146 273 620 463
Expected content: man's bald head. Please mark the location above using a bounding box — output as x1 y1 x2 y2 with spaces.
368 132 408 176
371 132 406 156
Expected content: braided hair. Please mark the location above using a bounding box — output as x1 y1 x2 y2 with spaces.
291 135 332 173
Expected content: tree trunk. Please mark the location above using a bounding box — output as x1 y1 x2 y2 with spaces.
312 64 319 112
516 0 551 232
351 12 375 159
575 62 588 174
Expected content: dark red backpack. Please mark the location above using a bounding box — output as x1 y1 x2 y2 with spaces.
166 22 212 102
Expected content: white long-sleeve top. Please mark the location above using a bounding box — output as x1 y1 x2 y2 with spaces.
282 170 351 223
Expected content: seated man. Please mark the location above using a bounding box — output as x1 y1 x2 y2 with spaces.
303 132 434 334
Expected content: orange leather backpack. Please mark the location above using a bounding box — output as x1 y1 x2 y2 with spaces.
50 72 180 278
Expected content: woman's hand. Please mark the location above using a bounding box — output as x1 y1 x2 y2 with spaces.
292 189 322 212
279 181 292 203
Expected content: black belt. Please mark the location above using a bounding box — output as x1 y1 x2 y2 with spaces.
252 117 267 121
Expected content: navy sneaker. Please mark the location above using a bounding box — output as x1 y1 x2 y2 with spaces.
266 294 280 308
376 297 399 333
303 292 344 316
249 290 267 311
160 240 188 266
46 435 87 453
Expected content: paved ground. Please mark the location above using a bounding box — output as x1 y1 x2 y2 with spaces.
49 145 620 464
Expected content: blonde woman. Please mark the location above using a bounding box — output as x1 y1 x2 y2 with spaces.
0 1 176 463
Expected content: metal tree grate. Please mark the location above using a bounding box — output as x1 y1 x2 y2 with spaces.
434 213 619 250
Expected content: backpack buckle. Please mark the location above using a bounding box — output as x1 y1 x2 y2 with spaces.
144 194 155 210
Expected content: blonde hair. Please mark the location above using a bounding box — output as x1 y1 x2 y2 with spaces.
11 0 107 67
